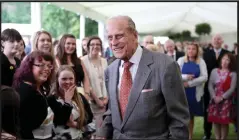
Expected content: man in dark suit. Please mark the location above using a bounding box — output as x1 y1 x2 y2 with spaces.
96 15 190 139
202 34 230 140
164 39 185 61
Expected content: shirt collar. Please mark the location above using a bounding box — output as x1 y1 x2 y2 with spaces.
214 48 222 54
120 45 143 67
167 50 176 56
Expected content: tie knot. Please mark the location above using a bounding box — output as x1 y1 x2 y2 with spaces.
123 61 133 69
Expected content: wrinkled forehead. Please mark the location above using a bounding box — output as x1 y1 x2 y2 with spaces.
106 18 129 33
165 41 174 47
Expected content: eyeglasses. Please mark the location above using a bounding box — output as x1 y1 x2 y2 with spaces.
90 43 101 47
33 64 53 69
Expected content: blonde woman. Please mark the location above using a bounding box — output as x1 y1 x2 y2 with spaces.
31 30 54 56
81 36 108 134
177 43 208 140
145 44 164 53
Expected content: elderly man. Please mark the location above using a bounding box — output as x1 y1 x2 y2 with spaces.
97 15 190 139
165 39 185 61
202 34 230 140
142 35 154 47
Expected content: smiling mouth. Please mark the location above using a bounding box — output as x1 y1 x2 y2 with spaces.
113 47 124 51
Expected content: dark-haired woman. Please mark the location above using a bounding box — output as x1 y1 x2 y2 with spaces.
207 53 237 140
1 28 22 86
15 39 26 61
12 51 73 139
81 36 108 135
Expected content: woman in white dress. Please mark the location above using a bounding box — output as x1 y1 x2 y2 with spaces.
81 36 108 135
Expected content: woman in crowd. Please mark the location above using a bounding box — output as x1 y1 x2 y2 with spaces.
81 36 108 134
50 65 93 139
32 30 54 56
53 39 59 56
15 39 26 61
55 34 104 105
177 43 208 140
81 37 89 56
207 53 237 140
1 86 20 140
1 28 22 86
12 51 72 139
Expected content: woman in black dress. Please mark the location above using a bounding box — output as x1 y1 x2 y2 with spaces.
12 51 73 139
1 28 22 86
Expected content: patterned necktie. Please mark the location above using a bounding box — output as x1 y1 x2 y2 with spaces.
119 61 133 119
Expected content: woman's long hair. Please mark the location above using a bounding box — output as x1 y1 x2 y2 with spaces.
56 34 80 65
184 43 203 63
52 65 86 129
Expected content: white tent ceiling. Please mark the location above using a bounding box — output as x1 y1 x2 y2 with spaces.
52 2 237 36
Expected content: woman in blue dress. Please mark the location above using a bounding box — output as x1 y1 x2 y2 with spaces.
177 43 208 140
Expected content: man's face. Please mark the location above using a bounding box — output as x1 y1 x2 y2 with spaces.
212 35 223 49
106 18 138 60
143 36 154 47
165 42 175 53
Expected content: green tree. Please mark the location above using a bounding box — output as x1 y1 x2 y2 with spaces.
41 3 98 39
2 2 99 39
41 3 80 38
1 2 31 23
85 18 98 37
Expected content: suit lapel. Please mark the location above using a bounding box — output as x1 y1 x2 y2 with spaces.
120 49 153 128
110 59 123 125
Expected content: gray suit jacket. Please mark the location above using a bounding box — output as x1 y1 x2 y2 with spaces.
97 48 190 139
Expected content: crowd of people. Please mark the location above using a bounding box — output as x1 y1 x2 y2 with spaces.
1 15 238 140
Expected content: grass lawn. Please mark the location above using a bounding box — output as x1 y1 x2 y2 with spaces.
193 117 237 139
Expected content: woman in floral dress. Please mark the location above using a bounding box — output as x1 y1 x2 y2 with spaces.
207 53 237 140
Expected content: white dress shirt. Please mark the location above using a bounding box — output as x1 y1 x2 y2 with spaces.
167 51 176 61
117 46 143 97
214 48 222 56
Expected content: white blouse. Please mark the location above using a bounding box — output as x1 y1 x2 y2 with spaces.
81 55 108 98
32 107 54 139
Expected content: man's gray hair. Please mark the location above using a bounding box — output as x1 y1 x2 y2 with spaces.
165 39 175 46
108 15 137 32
